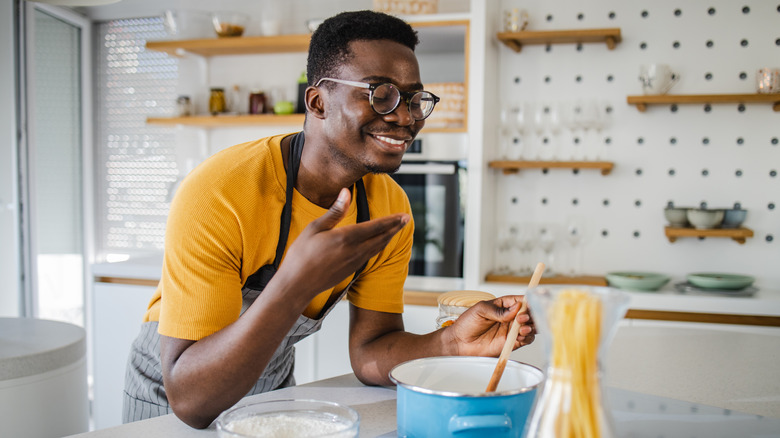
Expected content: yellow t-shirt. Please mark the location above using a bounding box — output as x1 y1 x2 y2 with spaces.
144 133 414 341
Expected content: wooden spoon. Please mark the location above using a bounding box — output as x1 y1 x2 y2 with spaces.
485 262 545 392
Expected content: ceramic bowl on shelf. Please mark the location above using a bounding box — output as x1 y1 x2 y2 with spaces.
664 207 690 227
606 271 670 291
686 208 724 229
212 12 250 38
721 208 747 228
686 273 755 290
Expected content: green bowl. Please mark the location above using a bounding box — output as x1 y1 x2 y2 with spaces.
686 273 755 290
606 272 670 291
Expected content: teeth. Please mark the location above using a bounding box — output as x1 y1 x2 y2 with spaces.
375 135 405 146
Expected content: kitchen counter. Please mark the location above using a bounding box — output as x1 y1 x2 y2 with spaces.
68 325 780 437
93 255 780 326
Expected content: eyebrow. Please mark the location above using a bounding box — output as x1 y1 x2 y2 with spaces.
361 75 424 91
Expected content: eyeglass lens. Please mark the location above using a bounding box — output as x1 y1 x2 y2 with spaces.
371 84 436 120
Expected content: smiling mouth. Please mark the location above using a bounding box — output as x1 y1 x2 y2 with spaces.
374 135 407 146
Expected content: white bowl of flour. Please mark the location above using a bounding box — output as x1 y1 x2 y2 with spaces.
216 399 359 438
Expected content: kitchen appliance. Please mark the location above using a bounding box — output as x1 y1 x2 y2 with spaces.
389 356 544 438
390 133 467 279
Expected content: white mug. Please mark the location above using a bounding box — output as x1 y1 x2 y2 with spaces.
639 64 680 95
756 68 780 94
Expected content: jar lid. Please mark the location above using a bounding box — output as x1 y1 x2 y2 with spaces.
437 290 496 307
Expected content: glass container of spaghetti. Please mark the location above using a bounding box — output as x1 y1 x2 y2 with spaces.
524 285 630 438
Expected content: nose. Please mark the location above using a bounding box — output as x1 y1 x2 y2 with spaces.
384 100 415 126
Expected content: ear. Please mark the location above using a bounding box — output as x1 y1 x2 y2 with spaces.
305 85 326 119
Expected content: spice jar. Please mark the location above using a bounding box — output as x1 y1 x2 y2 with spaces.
176 95 192 117
435 290 495 329
248 90 267 115
209 87 226 115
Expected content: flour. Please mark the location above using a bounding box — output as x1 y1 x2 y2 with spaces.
222 412 357 438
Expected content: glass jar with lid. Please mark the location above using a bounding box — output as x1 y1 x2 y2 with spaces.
209 87 226 115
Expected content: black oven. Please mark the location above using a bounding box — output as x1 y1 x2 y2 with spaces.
390 136 467 278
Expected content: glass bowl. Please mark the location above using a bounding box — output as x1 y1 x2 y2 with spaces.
212 12 250 38
216 399 359 438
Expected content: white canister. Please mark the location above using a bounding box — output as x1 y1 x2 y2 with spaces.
639 64 680 95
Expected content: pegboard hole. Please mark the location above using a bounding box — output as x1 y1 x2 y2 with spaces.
767 235 774 243
674 8 682 16
705 72 713 80
772 137 779 145
514 76 521 84
769 203 776 210
606 74 614 82
637 137 644 145
673 41 680 49
700 201 708 209
735 169 743 177
634 200 642 207
601 229 609 237
572 198 579 205
546 14 553 22
737 104 746 112
544 76 551 83
636 168 643 176
668 168 676 176
704 104 712 112
640 42 647 50
541 197 548 204
739 72 747 80
670 137 677 145
702 169 709 176
706 40 714 48
740 39 749 47
770 170 777 178
742 6 750 14
633 231 641 238
577 13 584 20
603 199 610 206
608 11 616 19
671 104 678 112
736 137 744 145
707 7 716 15
641 10 649 18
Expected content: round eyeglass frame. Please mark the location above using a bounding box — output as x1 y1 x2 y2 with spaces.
315 77 440 121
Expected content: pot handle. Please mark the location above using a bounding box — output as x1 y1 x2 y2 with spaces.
449 414 512 434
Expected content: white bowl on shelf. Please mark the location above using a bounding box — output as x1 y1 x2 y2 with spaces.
686 208 724 229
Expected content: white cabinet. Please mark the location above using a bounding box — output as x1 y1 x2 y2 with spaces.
92 282 156 430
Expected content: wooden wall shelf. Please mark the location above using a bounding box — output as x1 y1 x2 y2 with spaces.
485 274 608 286
627 94 780 112
497 28 621 53
146 34 312 57
147 115 466 132
665 226 754 244
488 160 614 175
147 114 306 127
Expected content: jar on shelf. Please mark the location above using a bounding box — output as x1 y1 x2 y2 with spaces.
175 95 192 117
209 87 226 115
435 290 495 329
249 90 267 115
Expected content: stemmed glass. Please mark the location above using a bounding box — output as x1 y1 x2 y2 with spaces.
536 223 559 276
563 216 587 276
514 224 536 276
499 106 520 160
493 223 514 275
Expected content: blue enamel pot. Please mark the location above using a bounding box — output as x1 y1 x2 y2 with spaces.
389 356 544 438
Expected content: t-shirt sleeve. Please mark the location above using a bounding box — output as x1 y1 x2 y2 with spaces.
157 169 246 340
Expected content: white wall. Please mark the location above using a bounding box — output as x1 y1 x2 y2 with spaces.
0 0 21 317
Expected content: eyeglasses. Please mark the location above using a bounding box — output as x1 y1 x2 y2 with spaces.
315 77 440 121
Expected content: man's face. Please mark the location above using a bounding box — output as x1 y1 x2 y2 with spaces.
319 39 425 175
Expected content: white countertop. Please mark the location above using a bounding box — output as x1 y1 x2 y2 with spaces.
67 325 780 437
0 317 86 381
92 255 780 318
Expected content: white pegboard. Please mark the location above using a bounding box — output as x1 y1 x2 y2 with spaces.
491 0 779 288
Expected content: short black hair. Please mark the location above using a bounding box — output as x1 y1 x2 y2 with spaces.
307 10 419 86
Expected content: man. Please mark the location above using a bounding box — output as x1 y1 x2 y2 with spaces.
123 10 535 429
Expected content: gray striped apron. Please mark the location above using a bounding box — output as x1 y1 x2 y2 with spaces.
123 132 369 422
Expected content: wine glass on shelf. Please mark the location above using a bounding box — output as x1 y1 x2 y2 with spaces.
513 223 536 276
563 216 587 277
493 223 514 275
536 223 560 277
499 106 519 160
591 100 612 160
567 100 587 161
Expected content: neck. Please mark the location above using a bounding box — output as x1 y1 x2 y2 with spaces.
283 132 364 209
